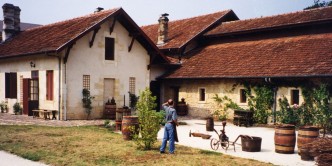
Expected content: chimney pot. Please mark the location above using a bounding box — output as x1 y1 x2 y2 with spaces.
157 13 169 45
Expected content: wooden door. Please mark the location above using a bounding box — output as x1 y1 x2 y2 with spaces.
28 79 39 116
104 78 115 104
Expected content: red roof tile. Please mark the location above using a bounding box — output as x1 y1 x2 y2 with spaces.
0 8 120 58
163 33 332 79
206 6 332 36
142 10 235 50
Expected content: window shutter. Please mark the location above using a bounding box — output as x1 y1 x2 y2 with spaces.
5 73 10 98
46 71 54 100
11 73 17 98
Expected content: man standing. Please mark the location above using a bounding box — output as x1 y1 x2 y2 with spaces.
160 99 178 154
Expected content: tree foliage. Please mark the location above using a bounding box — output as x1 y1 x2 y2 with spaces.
132 88 162 150
304 0 332 10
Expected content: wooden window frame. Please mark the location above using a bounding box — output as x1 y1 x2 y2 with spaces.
46 70 54 101
5 72 17 99
105 37 115 60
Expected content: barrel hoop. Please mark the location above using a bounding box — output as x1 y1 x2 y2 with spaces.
298 134 319 138
275 133 295 136
275 144 294 151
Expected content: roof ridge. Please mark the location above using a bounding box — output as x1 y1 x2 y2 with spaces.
223 6 332 25
24 8 121 32
141 9 232 27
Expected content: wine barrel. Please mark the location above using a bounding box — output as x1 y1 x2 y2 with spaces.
206 117 214 131
104 104 116 120
297 126 319 154
122 116 139 140
176 103 188 116
274 124 296 154
241 136 262 152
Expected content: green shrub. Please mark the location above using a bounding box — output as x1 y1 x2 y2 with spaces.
132 88 162 150
13 102 22 115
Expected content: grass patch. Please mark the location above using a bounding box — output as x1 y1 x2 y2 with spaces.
0 125 272 166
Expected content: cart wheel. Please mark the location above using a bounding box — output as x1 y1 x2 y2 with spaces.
210 138 219 150
221 140 229 149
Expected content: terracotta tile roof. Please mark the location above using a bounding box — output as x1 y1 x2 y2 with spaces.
163 33 332 79
0 8 120 57
206 6 332 36
141 10 235 50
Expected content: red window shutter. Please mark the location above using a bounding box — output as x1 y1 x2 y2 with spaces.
46 71 54 100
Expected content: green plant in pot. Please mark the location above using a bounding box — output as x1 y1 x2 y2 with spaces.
13 102 22 115
212 94 242 121
0 101 8 113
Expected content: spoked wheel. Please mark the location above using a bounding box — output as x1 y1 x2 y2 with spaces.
210 138 220 150
221 140 230 149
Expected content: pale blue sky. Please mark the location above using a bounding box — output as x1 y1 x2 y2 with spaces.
1 0 314 26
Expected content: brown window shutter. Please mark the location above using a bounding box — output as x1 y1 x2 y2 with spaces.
46 71 54 100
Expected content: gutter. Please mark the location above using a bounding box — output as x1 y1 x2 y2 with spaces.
58 56 61 120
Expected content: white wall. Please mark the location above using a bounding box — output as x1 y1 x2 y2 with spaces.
65 19 151 119
0 55 60 114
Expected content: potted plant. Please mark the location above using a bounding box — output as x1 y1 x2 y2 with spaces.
13 102 22 115
0 101 8 113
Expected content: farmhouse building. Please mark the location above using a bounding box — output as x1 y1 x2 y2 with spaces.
143 7 332 120
0 4 169 120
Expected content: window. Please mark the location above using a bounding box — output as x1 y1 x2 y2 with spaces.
199 88 205 101
31 70 38 79
105 37 115 60
46 70 54 100
30 79 39 101
129 77 135 94
291 89 299 105
5 72 17 98
83 75 90 90
240 89 247 103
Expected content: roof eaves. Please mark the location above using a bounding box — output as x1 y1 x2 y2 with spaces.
163 74 332 80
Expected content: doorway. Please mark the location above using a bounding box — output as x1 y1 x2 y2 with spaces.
104 78 115 104
23 78 39 116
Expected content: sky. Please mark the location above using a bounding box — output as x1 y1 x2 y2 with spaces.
0 0 315 26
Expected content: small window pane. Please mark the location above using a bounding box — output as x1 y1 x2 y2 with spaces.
240 89 247 103
105 38 115 60
291 90 299 105
199 88 205 101
83 75 90 90
129 77 135 94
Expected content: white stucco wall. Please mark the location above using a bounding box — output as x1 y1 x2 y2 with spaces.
0 55 60 114
65 19 151 119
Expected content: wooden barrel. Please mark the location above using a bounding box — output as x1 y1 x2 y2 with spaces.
176 102 188 116
206 117 214 131
104 104 116 120
297 126 319 154
274 124 296 154
300 147 314 161
241 136 262 152
122 116 139 140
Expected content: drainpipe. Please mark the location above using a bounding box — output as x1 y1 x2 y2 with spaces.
58 56 61 120
272 87 278 124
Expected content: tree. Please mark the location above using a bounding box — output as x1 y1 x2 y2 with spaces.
132 88 163 150
304 0 332 10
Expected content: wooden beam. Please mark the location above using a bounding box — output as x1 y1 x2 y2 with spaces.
89 27 100 48
128 36 136 52
109 18 116 35
64 44 74 64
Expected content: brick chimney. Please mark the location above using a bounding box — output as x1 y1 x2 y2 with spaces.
2 3 21 42
157 13 169 45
